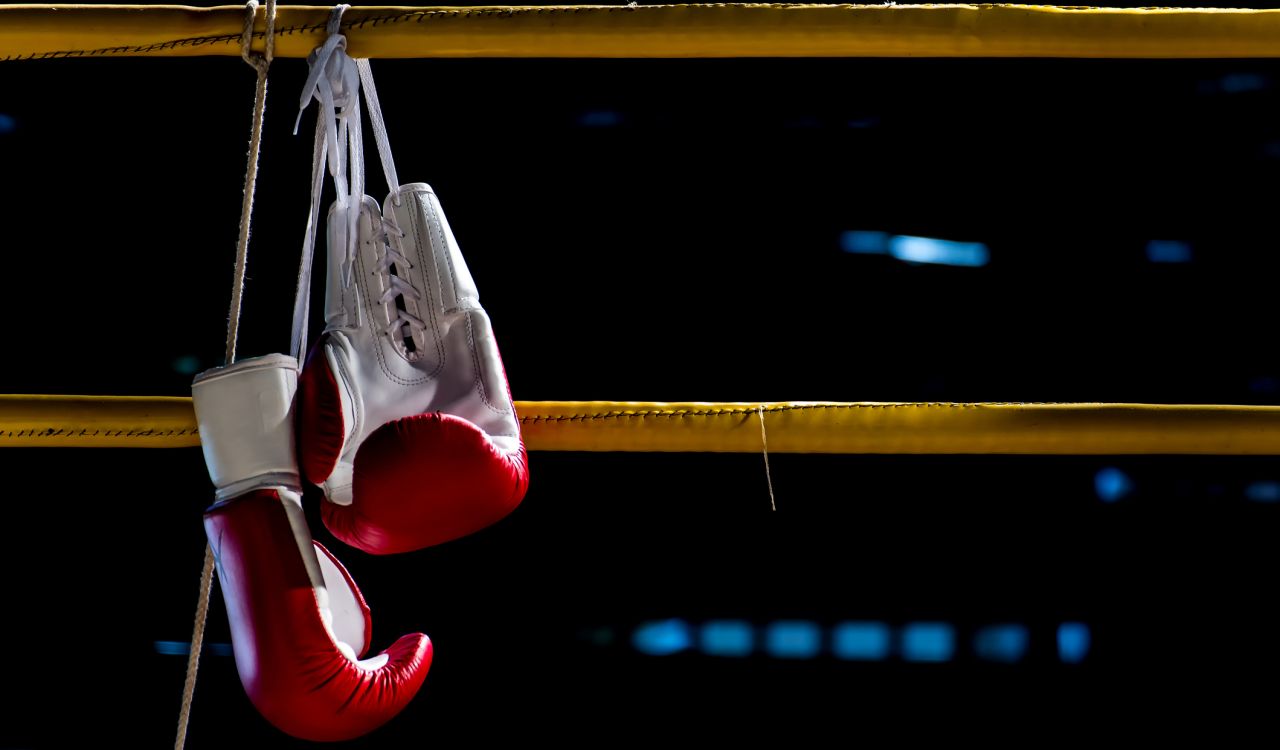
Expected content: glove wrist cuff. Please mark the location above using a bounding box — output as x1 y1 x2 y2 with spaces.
193 353 302 500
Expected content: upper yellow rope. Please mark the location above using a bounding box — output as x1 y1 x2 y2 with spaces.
5 5 1280 62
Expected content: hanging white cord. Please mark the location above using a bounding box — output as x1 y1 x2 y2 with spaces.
174 2 275 748
758 405 777 511
291 121 328 360
356 58 400 202
288 10 406 361
290 5 360 360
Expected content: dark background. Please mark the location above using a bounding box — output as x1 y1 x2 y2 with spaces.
3 2 1280 746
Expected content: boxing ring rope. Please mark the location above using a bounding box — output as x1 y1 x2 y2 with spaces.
2 6 1276 457
5 4 1280 62
6 6 1270 746
3 396 1280 454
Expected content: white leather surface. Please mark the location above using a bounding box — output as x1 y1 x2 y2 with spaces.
314 542 367 660
320 184 521 503
192 353 302 501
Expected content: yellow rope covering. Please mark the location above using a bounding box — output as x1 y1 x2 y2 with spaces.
4 4 1280 62
0 395 202 448
4 395 1280 454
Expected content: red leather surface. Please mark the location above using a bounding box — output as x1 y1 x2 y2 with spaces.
296 335 345 488
204 490 432 741
322 412 530 555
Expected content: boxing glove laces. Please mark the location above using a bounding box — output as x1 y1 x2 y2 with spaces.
291 38 529 555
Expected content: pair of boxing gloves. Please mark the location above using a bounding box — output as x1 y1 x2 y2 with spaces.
194 185 529 740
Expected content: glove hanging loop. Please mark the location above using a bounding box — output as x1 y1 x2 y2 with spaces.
291 4 359 360
290 5 404 361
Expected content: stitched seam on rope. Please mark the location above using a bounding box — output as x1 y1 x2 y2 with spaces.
0 8 586 60
11 2 1177 62
4 3 1273 60
518 403 1092 423
0 428 200 438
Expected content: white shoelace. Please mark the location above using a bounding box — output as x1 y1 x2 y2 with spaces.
294 13 363 287
291 6 424 359
371 216 427 345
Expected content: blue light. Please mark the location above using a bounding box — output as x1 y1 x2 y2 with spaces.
1057 623 1091 664
155 641 232 656
0 113 15 134
1249 375 1280 394
973 624 1029 663
700 620 754 658
1145 240 1193 264
765 621 822 660
888 235 989 267
1095 467 1133 503
171 355 201 375
579 627 615 646
901 623 954 662
1220 72 1269 94
632 619 692 656
1245 481 1280 503
578 110 623 127
783 115 823 129
840 230 890 255
832 622 890 661
845 117 880 129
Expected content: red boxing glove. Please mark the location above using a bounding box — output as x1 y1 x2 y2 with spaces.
194 354 431 741
297 186 529 555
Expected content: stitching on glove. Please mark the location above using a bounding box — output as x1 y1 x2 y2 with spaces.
411 191 448 370
462 311 513 418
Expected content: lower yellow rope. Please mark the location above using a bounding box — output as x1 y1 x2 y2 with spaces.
4 398 1280 454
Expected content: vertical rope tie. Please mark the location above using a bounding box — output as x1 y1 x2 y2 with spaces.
224 0 277 365
174 2 276 748
758 405 777 511
174 545 217 750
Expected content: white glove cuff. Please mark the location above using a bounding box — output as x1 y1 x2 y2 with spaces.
192 353 303 503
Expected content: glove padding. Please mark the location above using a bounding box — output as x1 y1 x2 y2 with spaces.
297 185 529 555
194 354 431 741
204 488 432 742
